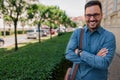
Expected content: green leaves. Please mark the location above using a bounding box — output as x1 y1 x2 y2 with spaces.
0 32 72 80
27 3 77 29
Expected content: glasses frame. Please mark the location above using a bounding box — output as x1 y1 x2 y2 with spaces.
85 13 101 19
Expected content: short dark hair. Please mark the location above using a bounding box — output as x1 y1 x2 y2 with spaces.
85 0 102 12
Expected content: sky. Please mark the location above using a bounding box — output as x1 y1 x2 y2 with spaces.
39 0 86 17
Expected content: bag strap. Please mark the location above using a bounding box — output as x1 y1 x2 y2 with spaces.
70 28 84 80
79 28 84 50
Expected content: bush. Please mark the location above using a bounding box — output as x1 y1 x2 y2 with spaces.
1 31 10 35
0 32 72 80
0 31 1 36
17 30 27 34
58 32 65 36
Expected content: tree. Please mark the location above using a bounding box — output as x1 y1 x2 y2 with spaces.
43 6 68 38
0 0 27 51
27 4 77 41
27 4 51 43
47 6 76 33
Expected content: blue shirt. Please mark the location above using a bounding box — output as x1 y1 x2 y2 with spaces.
65 26 116 80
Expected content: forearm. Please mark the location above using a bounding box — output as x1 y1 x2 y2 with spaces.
80 50 115 70
65 50 81 64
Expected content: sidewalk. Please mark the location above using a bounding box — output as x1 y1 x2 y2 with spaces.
108 53 120 80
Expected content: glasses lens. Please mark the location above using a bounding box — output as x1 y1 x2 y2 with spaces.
85 13 100 18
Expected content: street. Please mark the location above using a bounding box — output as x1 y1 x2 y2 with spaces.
0 33 57 48
0 34 33 48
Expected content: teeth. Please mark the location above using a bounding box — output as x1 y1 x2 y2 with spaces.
90 22 96 25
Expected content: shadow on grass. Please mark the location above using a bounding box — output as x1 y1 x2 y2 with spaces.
0 42 33 58
48 58 72 80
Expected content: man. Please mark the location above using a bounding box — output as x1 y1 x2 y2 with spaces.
65 0 116 80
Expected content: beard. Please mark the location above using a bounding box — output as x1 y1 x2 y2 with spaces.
86 20 101 30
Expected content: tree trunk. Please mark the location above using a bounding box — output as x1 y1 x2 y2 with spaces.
50 27 52 39
14 21 18 51
38 22 41 43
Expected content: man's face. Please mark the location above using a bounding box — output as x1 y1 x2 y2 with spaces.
85 5 103 31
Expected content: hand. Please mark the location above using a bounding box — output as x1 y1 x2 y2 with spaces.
75 49 78 55
75 49 82 56
97 48 108 57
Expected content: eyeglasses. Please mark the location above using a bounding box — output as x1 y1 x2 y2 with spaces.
85 13 100 19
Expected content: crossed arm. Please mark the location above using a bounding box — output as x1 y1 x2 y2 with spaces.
66 43 115 70
65 31 116 70
97 48 108 57
75 48 108 57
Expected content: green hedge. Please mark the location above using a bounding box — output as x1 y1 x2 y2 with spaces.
0 32 72 80
0 31 2 36
17 30 27 34
0 30 27 36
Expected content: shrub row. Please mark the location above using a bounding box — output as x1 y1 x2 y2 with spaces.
0 32 72 80
0 30 27 36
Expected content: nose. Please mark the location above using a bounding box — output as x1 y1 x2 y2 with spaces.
89 16 96 20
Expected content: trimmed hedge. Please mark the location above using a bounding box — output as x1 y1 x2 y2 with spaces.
0 32 72 80
0 30 27 36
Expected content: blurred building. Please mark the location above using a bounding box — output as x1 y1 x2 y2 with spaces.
71 16 85 27
86 0 120 54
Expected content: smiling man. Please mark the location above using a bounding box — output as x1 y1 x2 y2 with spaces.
65 0 116 80
85 0 102 32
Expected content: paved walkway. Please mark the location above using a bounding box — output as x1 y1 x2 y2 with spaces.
108 53 120 80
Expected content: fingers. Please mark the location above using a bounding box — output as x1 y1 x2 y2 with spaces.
97 48 108 57
75 49 78 54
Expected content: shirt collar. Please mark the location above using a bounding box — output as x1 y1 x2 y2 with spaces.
84 25 104 35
